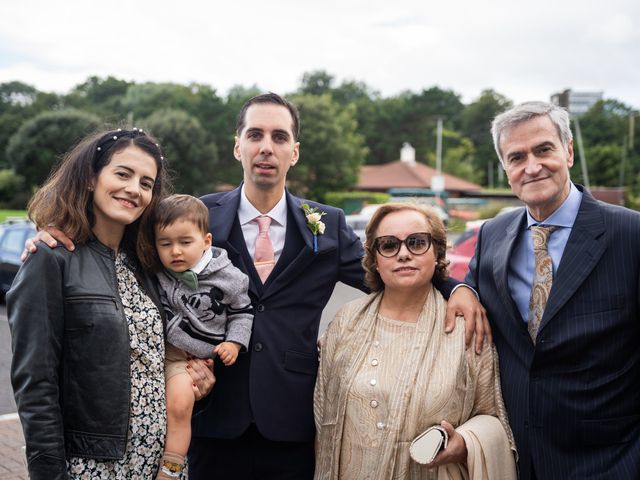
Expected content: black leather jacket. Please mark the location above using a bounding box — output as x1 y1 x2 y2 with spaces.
7 239 163 480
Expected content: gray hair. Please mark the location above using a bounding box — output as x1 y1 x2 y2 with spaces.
491 101 573 164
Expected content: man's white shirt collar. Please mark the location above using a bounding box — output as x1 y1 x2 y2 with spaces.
238 185 288 226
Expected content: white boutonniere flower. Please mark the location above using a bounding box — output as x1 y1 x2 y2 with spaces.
301 203 326 253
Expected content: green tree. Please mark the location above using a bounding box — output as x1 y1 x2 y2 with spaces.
123 82 239 189
0 81 39 107
6 109 101 189
582 143 624 187
364 87 465 165
363 95 406 164
330 79 379 106
298 70 335 96
0 169 27 208
460 89 512 187
206 84 261 186
0 81 60 168
425 129 480 183
407 87 464 160
122 82 224 123
578 99 639 196
328 80 380 167
287 94 367 201
143 109 219 196
63 76 132 121
579 99 636 146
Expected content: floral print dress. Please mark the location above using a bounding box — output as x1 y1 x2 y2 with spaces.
67 253 171 479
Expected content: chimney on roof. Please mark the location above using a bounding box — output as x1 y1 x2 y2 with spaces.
400 142 415 165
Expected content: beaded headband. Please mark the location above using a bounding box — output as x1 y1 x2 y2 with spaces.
95 127 164 163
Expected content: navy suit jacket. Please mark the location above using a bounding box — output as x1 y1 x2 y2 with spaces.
193 187 365 442
465 186 640 479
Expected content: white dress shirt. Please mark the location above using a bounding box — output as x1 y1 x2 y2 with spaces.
237 185 288 263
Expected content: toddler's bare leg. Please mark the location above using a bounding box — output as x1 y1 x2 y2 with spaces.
157 372 195 479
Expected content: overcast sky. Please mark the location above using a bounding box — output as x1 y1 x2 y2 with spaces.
1 0 639 109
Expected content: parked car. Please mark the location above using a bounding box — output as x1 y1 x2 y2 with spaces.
0 219 37 300
447 206 524 281
447 225 480 281
345 213 369 244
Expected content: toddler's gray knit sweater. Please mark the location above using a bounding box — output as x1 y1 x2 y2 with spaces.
156 247 254 358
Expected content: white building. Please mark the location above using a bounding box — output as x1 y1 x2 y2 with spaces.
551 89 603 116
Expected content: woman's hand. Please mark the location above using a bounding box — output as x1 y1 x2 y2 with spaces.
424 420 468 469
21 227 75 262
186 358 215 400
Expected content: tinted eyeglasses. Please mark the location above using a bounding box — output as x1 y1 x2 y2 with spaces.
373 232 433 257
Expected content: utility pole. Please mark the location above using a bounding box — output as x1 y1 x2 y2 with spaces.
573 116 590 191
432 118 445 202
619 135 627 189
435 118 443 174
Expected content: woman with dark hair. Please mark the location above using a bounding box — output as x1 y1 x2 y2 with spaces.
8 128 211 480
314 203 517 479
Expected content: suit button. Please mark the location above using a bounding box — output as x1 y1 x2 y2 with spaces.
257 304 265 312
254 342 263 352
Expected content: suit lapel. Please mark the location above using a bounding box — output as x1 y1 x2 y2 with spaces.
230 218 264 297
492 211 527 328
209 187 241 256
259 191 336 301
208 187 262 297
539 190 606 332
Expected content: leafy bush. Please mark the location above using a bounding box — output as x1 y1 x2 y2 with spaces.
324 191 389 213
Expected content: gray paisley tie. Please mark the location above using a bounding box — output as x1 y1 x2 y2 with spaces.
528 225 557 343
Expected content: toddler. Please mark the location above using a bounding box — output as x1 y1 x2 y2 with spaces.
153 194 253 479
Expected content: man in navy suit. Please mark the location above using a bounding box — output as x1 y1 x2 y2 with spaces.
187 93 487 479
453 101 640 479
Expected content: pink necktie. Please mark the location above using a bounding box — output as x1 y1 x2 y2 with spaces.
254 216 275 283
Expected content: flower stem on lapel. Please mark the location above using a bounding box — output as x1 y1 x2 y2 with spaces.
301 203 326 254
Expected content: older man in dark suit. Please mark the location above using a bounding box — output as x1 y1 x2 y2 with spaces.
452 101 640 479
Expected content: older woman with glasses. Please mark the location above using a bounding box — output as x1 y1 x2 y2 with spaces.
314 203 517 479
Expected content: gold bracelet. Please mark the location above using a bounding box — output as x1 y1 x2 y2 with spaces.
162 460 184 473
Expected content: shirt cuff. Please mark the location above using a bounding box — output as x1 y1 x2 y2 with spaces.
450 283 479 300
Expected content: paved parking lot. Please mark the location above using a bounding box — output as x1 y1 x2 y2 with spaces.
0 413 26 480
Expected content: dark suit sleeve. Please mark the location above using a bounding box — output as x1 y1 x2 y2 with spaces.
336 209 367 292
463 221 484 292
433 277 460 300
434 222 490 299
7 248 69 480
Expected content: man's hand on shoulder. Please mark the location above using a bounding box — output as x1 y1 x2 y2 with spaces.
21 227 76 262
445 285 492 354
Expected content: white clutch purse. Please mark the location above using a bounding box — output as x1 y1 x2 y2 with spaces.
409 425 448 464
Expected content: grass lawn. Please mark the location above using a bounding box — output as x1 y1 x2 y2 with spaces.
0 210 28 222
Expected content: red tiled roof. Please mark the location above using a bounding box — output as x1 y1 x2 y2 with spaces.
357 160 481 192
